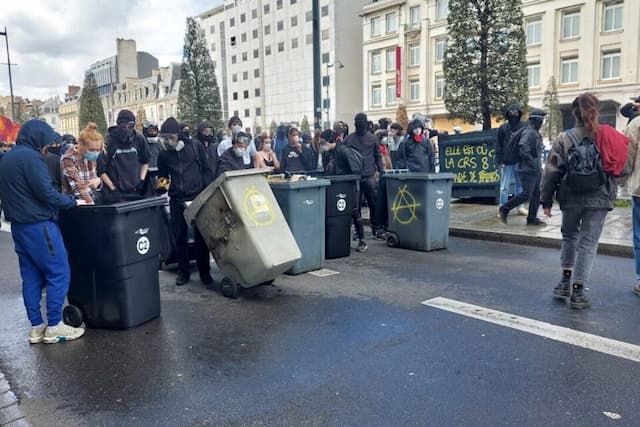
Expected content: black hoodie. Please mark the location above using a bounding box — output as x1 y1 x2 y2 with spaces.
157 137 213 201
195 122 217 182
396 119 436 173
495 104 524 165
99 126 151 193
344 113 384 177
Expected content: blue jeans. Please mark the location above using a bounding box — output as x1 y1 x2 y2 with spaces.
11 221 71 326
633 197 640 280
560 208 608 285
499 164 523 207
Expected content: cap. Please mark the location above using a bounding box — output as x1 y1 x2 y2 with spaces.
529 108 547 118
116 109 136 125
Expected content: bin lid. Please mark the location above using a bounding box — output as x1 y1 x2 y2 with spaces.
269 178 331 189
83 196 166 213
320 174 361 183
384 172 455 181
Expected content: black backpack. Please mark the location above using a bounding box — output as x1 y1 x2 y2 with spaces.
564 129 605 193
342 144 364 175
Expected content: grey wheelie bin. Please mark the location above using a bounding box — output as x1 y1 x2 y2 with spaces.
384 173 455 251
270 178 331 274
184 169 301 298
322 175 360 259
59 196 166 329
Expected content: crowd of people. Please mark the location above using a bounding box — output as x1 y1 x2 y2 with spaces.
0 92 639 345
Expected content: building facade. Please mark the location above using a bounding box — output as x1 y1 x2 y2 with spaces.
40 96 61 132
361 0 640 132
59 86 81 137
200 0 367 133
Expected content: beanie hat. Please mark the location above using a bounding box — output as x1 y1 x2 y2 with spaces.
159 117 180 135
620 103 636 119
116 109 135 125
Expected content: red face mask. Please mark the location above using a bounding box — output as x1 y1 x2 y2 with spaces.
414 134 424 143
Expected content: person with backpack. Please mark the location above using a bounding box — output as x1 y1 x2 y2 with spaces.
541 93 629 309
495 104 528 217
621 101 640 296
498 108 547 225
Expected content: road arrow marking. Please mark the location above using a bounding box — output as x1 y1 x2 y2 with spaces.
422 297 640 363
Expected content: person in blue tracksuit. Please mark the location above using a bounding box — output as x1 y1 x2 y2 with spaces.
0 120 86 344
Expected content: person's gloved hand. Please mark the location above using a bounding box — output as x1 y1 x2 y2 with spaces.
135 180 145 195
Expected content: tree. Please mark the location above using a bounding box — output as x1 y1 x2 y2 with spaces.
542 76 562 141
270 120 278 135
443 0 529 130
178 17 223 129
395 103 409 130
79 71 108 135
300 115 310 133
135 107 147 132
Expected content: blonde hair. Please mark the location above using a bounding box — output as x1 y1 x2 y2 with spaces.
78 122 104 150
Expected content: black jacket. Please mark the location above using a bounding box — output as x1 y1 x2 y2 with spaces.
280 144 315 173
45 152 62 191
157 140 213 201
396 120 436 173
517 124 543 175
99 127 151 193
344 132 384 177
215 148 252 179
495 104 524 166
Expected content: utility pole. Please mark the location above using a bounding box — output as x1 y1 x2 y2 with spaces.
312 0 321 129
0 27 16 121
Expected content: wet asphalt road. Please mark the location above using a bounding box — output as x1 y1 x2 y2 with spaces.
1 230 640 426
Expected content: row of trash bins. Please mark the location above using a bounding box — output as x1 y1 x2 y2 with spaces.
58 169 455 331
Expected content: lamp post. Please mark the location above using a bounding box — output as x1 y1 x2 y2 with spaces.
0 27 16 121
325 60 344 128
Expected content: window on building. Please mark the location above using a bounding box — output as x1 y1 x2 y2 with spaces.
255 88 261 97
277 21 284 31
321 52 329 63
435 76 446 99
409 6 420 27
291 16 298 27
277 0 283 9
265 45 272 55
435 38 447 62
233 110 239 117
291 0 297 4
306 10 312 22
210 25 215 34
386 82 396 105
230 36 236 46
321 5 329 17
562 10 580 39
256 108 262 116
527 63 541 88
254 49 259 58
242 52 248 61
230 17 235 27
322 76 330 86
386 48 396 71
371 16 381 37
409 43 420 67
243 71 249 80
240 13 246 23
253 29 259 39
601 50 621 80
409 79 420 101
371 85 382 106
241 33 247 43
560 57 579 84
526 17 542 45
322 29 329 40
323 99 330 109
264 4 270 14
244 90 249 99
211 43 216 52
252 9 257 19
231 55 237 64
603 2 623 32
265 25 271 35
278 42 285 52
291 38 299 49
232 73 238 83
306 33 313 44
233 92 238 101
371 51 382 73
254 68 260 78
386 12 398 33
244 109 250 117
436 0 449 20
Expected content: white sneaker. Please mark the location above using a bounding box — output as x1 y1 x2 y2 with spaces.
497 207 502 218
517 207 529 216
29 324 47 344
43 321 85 344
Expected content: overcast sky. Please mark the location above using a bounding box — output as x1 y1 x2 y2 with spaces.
0 0 222 101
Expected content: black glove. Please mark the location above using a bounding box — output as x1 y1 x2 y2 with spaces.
135 180 145 195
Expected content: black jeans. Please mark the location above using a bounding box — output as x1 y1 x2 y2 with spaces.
359 176 378 234
169 198 211 278
502 172 541 221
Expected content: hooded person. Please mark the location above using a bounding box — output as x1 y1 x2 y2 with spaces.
344 112 385 238
195 121 218 182
215 131 254 178
0 120 86 344
274 124 290 161
216 116 257 166
157 117 214 286
142 120 164 196
98 109 150 201
396 118 436 173
495 103 527 216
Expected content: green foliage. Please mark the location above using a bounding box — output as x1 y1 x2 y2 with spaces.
178 17 223 129
135 107 147 132
542 76 562 141
395 104 409 130
300 116 310 133
79 71 108 135
443 0 529 130
270 120 278 135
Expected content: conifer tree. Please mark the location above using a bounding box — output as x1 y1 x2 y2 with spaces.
178 17 223 129
443 0 529 130
395 103 409 130
78 71 108 135
300 116 310 133
542 76 562 141
135 107 147 132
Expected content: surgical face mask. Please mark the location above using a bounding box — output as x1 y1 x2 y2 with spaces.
234 147 246 157
412 128 423 136
84 151 100 162
291 136 300 144
147 137 159 144
232 124 242 134
163 137 185 152
321 144 330 152
263 143 272 151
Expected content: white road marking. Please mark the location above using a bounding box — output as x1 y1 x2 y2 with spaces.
308 268 339 278
422 297 640 363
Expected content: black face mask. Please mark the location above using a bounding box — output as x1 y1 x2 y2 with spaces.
47 146 61 155
201 134 214 143
179 131 192 142
355 120 368 136
113 126 132 142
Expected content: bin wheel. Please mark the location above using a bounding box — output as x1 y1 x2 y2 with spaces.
63 305 84 328
386 233 400 248
221 277 238 299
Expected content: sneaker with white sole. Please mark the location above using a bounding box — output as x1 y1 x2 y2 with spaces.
516 207 529 216
29 324 47 344
43 321 85 344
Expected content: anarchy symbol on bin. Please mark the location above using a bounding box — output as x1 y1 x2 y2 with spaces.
391 185 420 225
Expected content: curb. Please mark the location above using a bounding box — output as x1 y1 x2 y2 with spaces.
0 372 28 427
449 226 633 258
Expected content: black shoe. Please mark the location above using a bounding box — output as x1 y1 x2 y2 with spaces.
176 273 191 286
356 240 368 252
553 278 571 299
527 218 546 226
499 207 508 224
569 285 590 309
372 231 386 240
200 273 214 285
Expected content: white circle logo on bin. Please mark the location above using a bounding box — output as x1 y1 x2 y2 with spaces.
435 198 445 210
136 236 150 255
337 199 347 212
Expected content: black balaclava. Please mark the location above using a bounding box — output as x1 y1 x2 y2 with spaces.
355 113 368 136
